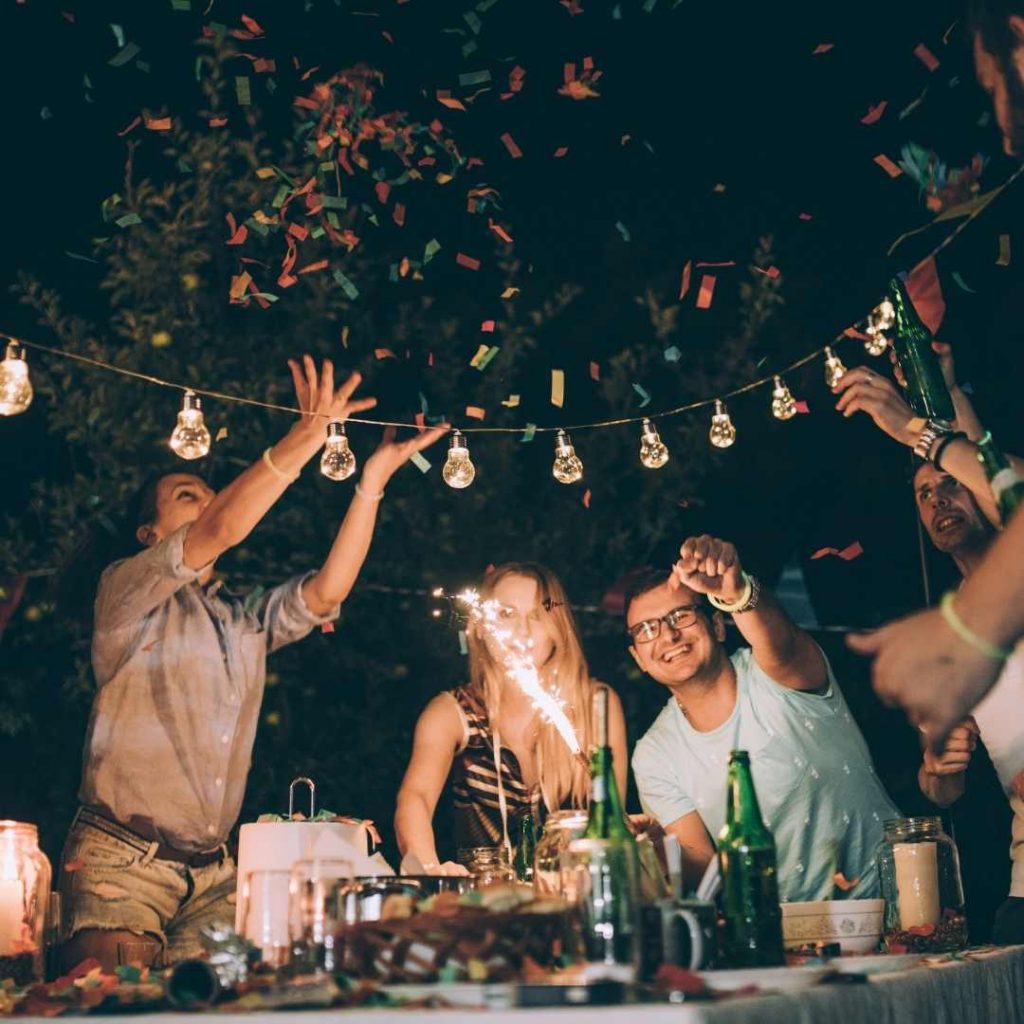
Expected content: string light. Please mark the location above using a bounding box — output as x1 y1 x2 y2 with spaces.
863 298 895 356
770 375 797 421
708 399 736 448
0 341 33 417
169 389 211 460
320 420 356 481
823 346 847 390
552 429 584 484
638 418 670 469
442 429 476 489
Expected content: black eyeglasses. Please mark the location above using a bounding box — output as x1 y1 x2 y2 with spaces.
627 604 704 644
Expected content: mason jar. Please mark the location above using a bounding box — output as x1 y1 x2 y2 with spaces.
460 847 516 887
876 816 966 953
0 821 52 984
532 810 589 897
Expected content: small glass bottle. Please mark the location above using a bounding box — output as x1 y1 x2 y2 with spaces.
533 810 589 896
0 821 52 985
877 816 966 953
461 846 516 887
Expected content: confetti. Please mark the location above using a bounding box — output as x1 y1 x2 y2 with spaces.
502 394 520 407
664 346 681 362
696 260 736 268
471 344 500 370
235 76 251 106
811 42 834 55
488 218 514 243
115 212 142 228
456 252 481 270
410 451 432 473
109 42 141 67
794 400 810 414
321 621 335 634
333 269 360 300
873 154 903 178
521 423 537 442
553 146 569 158
615 221 631 242
798 212 813 221
374 348 397 360
913 43 940 72
589 361 600 381
753 265 781 278
582 488 592 508
298 259 328 274
215 426 229 442
500 286 520 299
459 69 492 86
424 238 442 263
632 382 652 407
436 90 466 110
997 234 1011 266
860 101 888 125
951 271 976 293
500 132 523 158
695 274 716 309
678 259 692 299
833 872 861 892
393 203 405 226
712 183 727 193
811 541 864 561
465 406 486 420
551 369 565 407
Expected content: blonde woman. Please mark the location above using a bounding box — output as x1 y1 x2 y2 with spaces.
395 563 628 874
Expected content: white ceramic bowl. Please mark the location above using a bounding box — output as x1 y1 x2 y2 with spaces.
781 898 884 954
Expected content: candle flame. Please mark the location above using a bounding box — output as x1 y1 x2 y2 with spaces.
455 588 585 765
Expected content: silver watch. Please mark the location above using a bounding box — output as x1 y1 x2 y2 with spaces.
912 420 950 462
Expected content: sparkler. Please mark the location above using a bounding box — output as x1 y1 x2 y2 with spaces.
454 588 588 769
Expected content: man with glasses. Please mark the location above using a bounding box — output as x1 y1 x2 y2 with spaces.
628 535 900 896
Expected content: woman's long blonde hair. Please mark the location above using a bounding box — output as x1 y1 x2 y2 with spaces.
465 562 592 811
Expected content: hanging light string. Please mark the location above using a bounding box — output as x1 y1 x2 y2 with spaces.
4 161 1022 436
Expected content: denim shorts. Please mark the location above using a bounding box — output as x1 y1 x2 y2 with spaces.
59 809 236 964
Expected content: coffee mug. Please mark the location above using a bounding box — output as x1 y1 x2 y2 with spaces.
639 898 717 979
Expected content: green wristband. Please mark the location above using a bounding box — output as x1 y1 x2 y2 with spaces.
939 591 1011 662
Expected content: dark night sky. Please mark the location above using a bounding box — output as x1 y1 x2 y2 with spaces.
2 0 1022 625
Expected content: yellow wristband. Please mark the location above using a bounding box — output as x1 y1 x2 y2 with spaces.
939 591 1011 662
262 447 299 483
708 572 753 614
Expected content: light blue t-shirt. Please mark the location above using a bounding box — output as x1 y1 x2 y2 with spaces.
632 647 900 902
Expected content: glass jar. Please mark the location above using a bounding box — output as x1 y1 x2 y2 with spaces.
461 847 516 887
877 816 966 952
533 810 589 896
0 821 52 984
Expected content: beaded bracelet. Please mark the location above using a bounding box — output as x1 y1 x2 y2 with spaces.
939 591 1011 662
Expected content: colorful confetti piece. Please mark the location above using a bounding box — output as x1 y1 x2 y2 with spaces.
997 234 1011 266
860 101 888 125
456 252 481 270
873 154 903 178
913 43 940 72
410 451 432 473
551 369 565 407
695 274 716 309
811 541 864 561
500 132 523 158
679 260 692 299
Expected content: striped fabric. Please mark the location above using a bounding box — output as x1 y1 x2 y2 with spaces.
451 686 541 853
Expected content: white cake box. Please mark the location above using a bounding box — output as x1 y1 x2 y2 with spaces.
234 778 393 954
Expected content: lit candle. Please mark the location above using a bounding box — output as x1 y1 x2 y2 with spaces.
0 833 23 955
893 841 940 930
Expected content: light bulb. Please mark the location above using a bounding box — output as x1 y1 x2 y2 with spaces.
320 420 357 481
0 341 33 416
552 429 584 483
639 418 670 469
823 346 847 390
863 328 889 357
708 399 736 448
442 429 476 488
871 297 895 332
169 389 211 460
770 375 797 421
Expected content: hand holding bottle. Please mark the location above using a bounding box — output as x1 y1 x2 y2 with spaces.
832 366 920 446
671 535 745 604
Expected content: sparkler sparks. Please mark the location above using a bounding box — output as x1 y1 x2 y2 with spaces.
455 588 587 766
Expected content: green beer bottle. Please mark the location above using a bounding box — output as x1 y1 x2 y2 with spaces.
977 431 1024 526
888 276 955 424
718 751 785 967
513 809 537 883
584 686 634 842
